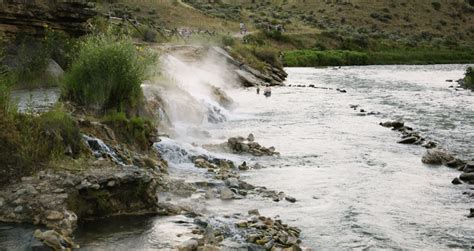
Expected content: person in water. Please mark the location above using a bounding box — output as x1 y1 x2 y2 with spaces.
256 85 260 94
263 84 271 97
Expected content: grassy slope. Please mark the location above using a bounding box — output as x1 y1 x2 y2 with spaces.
95 1 240 33
87 0 474 67
180 0 474 66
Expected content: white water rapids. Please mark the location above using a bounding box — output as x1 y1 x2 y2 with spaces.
1 59 473 249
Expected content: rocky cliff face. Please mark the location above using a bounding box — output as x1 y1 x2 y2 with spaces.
0 0 96 38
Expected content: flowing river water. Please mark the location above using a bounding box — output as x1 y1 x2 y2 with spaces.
1 64 473 250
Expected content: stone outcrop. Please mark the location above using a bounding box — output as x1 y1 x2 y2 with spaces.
421 149 456 165
227 134 279 156
0 164 162 236
0 0 96 38
185 211 303 250
380 120 438 149
380 120 474 193
211 46 287 87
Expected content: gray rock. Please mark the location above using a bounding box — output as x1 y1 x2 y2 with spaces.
46 59 64 78
459 173 474 182
248 133 255 142
177 239 199 251
33 229 77 250
452 177 462 185
248 209 260 216
75 179 92 190
397 136 418 144
380 121 404 129
0 197 4 207
422 149 455 165
235 69 264 87
240 143 250 152
468 208 474 218
285 196 297 203
90 183 100 190
225 178 239 189
238 162 249 171
14 205 23 213
45 210 64 220
220 187 234 200
464 161 474 173
445 159 466 169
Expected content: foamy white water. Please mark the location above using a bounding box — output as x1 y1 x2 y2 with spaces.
1 64 473 249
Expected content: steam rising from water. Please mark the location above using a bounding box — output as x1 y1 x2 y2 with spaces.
143 49 239 140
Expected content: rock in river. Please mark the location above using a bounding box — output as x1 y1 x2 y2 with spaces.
220 187 235 200
421 149 455 165
459 173 474 183
177 239 199 251
397 136 418 144
452 177 462 185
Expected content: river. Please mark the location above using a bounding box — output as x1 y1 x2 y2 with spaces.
1 64 473 249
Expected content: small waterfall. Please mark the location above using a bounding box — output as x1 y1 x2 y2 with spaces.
142 50 237 141
154 137 240 167
82 135 125 166
154 137 215 165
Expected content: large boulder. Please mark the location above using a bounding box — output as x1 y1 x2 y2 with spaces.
0 164 162 236
459 173 474 183
463 161 474 173
421 149 455 165
235 69 264 87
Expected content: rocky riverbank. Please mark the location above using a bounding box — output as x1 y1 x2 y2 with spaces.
380 120 474 217
0 107 174 249
176 209 304 251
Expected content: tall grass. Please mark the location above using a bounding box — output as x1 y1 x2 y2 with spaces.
62 32 156 113
0 103 82 185
283 50 368 67
283 49 474 67
1 53 83 184
11 29 77 89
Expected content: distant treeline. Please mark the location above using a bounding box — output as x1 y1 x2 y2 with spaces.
283 49 474 67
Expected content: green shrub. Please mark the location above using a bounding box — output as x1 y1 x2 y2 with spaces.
103 112 156 150
0 105 82 184
432 2 441 11
253 46 281 67
263 30 290 42
283 49 474 67
36 107 82 158
230 44 266 72
142 27 157 42
0 109 23 185
221 35 235 47
242 34 266 46
62 32 155 113
0 66 14 114
283 50 369 67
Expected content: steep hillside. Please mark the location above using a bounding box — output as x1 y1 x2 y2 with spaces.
184 0 474 49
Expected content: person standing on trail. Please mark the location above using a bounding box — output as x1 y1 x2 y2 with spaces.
256 85 260 94
240 22 246 35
